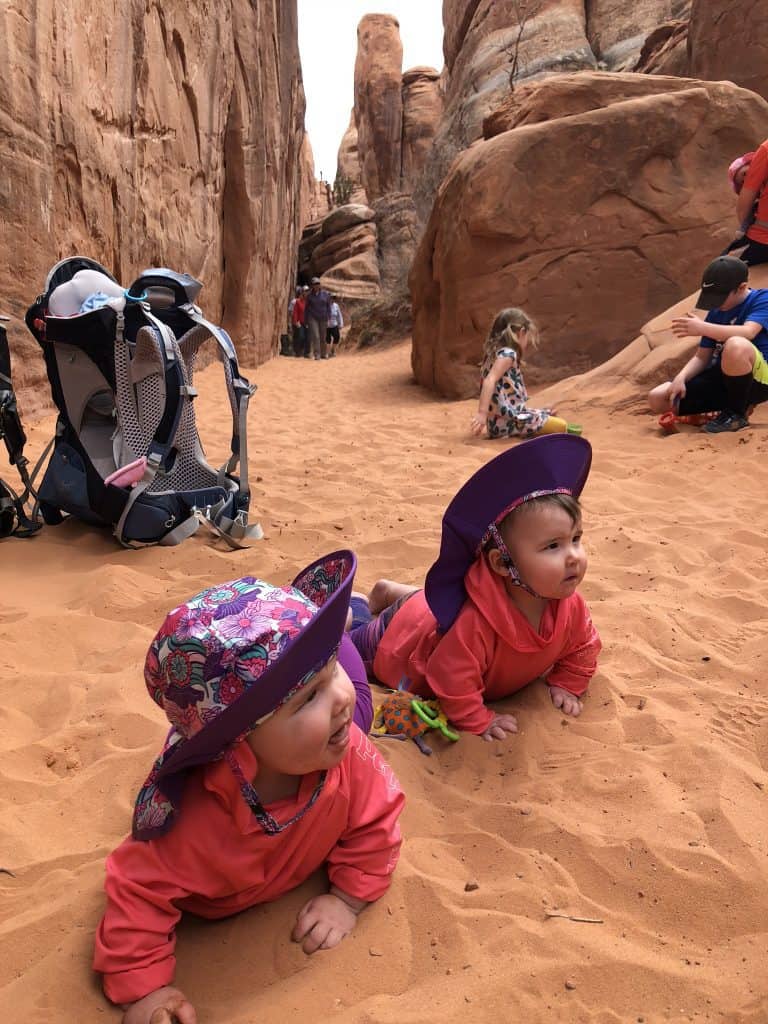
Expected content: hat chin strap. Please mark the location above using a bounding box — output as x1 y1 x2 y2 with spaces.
486 523 542 600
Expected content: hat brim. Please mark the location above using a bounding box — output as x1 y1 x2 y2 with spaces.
425 435 592 634
695 289 731 311
155 550 356 780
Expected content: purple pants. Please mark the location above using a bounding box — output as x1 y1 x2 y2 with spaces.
338 633 373 733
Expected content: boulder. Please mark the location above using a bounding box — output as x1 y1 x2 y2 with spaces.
320 253 381 300
410 73 768 399
401 67 444 189
321 203 376 239
0 1 306 418
311 222 378 277
373 194 420 292
354 14 404 201
484 69 703 137
689 0 768 102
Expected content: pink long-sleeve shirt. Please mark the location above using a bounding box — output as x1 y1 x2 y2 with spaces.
373 556 601 735
94 725 404 1005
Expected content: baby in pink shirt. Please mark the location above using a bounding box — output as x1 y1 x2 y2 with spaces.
94 551 404 1024
350 435 601 741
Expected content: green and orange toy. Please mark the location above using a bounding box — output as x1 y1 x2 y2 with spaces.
372 690 459 756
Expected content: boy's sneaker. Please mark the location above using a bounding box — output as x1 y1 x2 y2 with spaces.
702 410 749 434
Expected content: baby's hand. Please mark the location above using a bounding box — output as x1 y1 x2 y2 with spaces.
549 685 583 717
122 986 196 1024
480 713 518 742
292 891 363 954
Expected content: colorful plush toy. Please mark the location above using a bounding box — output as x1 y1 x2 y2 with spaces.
372 690 459 755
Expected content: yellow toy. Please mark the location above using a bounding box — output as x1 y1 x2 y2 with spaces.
372 690 459 756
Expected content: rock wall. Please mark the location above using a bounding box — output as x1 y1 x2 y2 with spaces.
410 73 768 399
688 0 768 102
0 0 306 418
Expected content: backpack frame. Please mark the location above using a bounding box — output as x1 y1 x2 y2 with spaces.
25 256 262 548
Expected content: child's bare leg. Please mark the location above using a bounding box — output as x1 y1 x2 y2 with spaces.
368 579 420 615
648 381 674 414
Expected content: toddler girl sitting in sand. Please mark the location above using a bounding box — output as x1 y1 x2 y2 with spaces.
349 435 601 742
94 551 404 1024
470 307 579 439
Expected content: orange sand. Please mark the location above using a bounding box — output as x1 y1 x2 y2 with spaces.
1 341 767 1023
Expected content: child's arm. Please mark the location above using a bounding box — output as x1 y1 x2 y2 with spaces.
423 614 512 739
471 354 515 435
546 600 601 716
121 986 196 1024
94 838 194 1009
295 730 404 953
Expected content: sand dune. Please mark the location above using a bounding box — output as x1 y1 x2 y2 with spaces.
1 339 767 1023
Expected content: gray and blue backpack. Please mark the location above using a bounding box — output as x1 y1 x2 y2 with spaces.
24 256 262 547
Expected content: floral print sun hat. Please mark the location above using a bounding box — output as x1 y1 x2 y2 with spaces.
132 550 356 840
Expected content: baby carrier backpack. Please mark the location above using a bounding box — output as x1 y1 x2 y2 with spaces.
25 256 262 548
0 315 42 538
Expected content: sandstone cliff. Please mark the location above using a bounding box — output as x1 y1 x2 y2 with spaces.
0 1 306 418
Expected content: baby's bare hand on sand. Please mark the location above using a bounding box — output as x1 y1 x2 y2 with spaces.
293 893 359 954
481 713 518 742
122 986 197 1024
549 685 583 717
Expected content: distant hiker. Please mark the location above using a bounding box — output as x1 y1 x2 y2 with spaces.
735 140 768 266
291 285 308 358
326 295 344 357
648 255 768 434
470 308 581 440
305 277 332 360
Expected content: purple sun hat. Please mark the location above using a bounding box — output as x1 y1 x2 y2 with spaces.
424 435 592 634
132 550 356 840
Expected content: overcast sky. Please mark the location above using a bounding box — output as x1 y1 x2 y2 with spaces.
297 1 445 183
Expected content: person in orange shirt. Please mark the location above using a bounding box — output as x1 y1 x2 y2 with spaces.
736 140 768 266
94 551 404 1024
349 435 601 741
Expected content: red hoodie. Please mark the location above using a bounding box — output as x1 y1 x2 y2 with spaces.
372 555 601 734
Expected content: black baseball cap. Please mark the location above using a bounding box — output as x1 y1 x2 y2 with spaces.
695 256 748 310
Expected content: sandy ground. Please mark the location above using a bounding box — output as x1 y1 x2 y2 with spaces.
1 339 767 1024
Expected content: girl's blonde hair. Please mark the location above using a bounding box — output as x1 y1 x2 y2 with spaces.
484 307 538 362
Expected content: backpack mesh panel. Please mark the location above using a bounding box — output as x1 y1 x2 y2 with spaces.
114 325 220 494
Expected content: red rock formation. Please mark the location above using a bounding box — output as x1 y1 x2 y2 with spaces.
633 21 690 77
688 0 768 102
353 14 404 202
586 0 691 70
401 67 444 189
410 72 768 399
335 111 369 206
0 1 306 418
300 136 333 226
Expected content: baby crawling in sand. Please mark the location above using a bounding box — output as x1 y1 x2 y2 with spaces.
349 435 601 741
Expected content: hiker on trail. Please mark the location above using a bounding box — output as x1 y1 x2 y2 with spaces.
291 286 308 358
305 277 332 360
326 295 344 357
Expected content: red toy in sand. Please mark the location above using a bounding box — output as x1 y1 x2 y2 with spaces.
658 411 719 433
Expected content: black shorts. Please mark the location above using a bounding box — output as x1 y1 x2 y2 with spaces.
740 238 768 267
326 326 340 343
678 363 768 415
